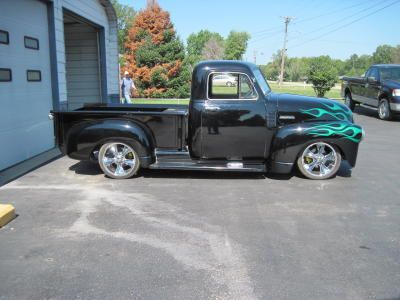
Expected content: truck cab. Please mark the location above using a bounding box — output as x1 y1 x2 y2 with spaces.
188 61 273 161
53 61 364 180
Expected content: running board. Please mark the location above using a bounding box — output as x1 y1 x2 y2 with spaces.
149 149 266 172
360 104 378 111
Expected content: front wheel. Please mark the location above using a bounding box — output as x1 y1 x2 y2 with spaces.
98 142 140 179
297 142 342 180
378 98 393 121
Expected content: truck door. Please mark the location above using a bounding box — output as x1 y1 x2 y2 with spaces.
364 67 380 107
200 72 267 160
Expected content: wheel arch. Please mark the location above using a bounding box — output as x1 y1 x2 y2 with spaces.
66 119 156 167
269 123 361 171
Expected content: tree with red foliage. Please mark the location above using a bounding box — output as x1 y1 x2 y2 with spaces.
123 1 190 98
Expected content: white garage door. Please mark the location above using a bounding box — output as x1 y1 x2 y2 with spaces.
0 0 54 170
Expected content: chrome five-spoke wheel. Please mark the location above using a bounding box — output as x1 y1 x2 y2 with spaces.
98 142 140 179
297 142 341 180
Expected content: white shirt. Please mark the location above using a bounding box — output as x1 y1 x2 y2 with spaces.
121 77 135 95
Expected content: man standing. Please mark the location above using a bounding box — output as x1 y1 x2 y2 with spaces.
121 71 136 104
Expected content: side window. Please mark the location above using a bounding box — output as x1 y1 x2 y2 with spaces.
239 74 257 99
208 73 257 100
366 68 379 80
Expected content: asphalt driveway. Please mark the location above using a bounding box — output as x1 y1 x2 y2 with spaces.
0 108 399 300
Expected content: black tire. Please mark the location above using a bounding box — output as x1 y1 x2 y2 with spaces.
226 82 233 87
297 142 342 180
98 141 140 179
378 98 393 121
344 92 355 111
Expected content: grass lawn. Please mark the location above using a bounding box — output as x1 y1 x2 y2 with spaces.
128 82 342 105
269 82 342 100
131 98 189 105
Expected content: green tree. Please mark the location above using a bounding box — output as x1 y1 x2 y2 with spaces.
186 30 224 68
372 45 395 64
224 31 250 60
307 56 337 98
201 37 225 60
259 51 281 81
286 58 307 82
124 1 189 98
111 0 136 55
391 45 400 64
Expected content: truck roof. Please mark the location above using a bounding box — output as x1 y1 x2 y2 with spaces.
195 60 258 72
371 64 400 68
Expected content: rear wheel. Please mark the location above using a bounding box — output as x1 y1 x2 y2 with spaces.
344 92 355 111
297 142 341 180
98 142 140 179
226 81 233 87
378 98 393 121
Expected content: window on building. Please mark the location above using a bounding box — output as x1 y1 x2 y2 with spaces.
24 36 39 50
27 70 41 82
0 30 9 44
208 72 258 100
0 69 12 82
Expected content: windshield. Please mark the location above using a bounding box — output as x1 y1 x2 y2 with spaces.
253 68 271 95
380 67 400 82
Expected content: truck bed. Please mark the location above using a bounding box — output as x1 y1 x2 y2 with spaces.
53 103 189 154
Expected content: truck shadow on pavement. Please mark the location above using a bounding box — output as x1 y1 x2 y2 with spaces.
68 160 352 180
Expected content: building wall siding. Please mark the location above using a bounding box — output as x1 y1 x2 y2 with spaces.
51 0 119 106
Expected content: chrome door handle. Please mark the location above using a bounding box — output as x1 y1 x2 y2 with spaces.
205 106 221 112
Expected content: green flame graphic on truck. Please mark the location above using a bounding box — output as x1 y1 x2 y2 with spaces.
299 103 362 142
303 122 363 143
300 103 352 122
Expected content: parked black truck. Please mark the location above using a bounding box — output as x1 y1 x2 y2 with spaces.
341 64 400 120
53 61 364 180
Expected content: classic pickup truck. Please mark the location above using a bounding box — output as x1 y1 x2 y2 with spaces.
341 64 400 120
53 61 364 180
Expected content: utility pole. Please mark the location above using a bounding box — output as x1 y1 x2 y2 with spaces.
253 49 258 65
279 16 293 86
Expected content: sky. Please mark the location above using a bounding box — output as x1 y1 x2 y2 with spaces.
119 0 400 64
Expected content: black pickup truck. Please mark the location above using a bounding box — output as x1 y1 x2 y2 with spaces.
341 64 400 120
53 61 364 180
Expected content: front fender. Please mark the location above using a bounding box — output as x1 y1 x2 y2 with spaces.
269 121 363 173
66 119 155 166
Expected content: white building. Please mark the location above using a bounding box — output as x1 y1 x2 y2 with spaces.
0 0 119 171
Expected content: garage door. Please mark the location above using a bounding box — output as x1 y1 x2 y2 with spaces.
0 0 54 170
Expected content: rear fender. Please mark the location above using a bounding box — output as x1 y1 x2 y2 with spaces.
66 119 155 167
269 122 362 173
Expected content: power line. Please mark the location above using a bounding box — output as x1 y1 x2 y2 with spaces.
292 0 378 25
248 29 283 45
289 0 400 50
249 1 381 44
251 1 366 37
290 0 392 42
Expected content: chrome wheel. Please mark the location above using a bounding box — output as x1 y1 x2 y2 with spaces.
297 142 341 180
378 99 392 120
98 142 139 179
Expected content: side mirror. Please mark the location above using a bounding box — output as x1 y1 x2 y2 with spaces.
367 77 378 84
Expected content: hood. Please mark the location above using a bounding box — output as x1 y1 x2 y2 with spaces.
275 93 353 123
